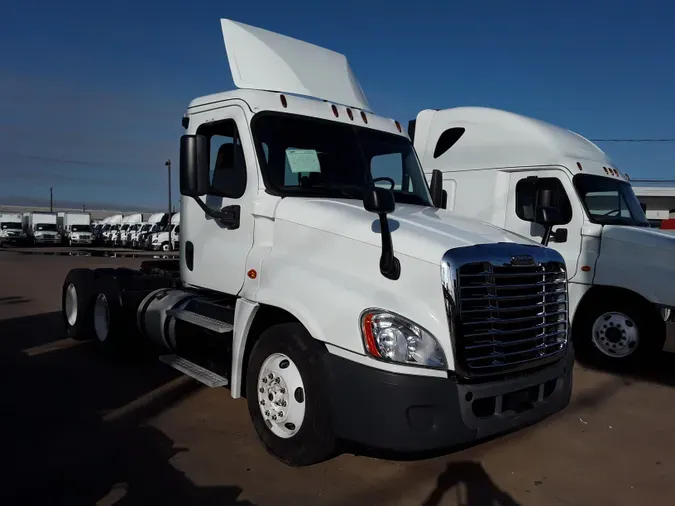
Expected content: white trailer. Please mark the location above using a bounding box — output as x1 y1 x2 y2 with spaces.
412 106 675 366
0 213 26 246
22 212 60 245
60 19 573 466
58 212 92 245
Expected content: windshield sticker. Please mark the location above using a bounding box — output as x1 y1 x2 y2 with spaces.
285 149 321 174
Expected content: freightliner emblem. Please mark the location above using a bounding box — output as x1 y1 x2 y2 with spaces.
510 254 534 266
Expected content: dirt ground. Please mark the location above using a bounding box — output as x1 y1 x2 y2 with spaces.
2 251 675 506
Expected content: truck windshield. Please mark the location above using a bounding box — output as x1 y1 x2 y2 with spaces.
71 225 90 232
120 224 129 231
1 222 22 230
102 224 111 232
36 224 57 231
141 224 151 232
252 113 433 207
574 174 649 227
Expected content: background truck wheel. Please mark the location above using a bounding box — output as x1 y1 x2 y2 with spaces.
161 242 170 252
62 268 96 341
574 296 665 367
246 322 335 466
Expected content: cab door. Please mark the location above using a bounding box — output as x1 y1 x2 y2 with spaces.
184 105 256 295
505 169 584 279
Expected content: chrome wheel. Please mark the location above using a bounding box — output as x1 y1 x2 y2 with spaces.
65 283 78 326
257 353 306 439
93 293 110 343
591 311 638 358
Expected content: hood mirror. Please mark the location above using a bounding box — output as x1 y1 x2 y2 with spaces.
364 187 400 280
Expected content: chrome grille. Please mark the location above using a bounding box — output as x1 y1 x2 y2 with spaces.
456 261 567 374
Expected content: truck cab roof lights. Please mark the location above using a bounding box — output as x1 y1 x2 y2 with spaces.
280 94 288 108
394 120 402 132
346 108 354 120
360 111 368 124
577 162 583 171
331 105 339 117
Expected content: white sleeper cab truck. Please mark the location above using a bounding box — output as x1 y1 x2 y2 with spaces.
412 107 675 366
137 213 168 249
58 212 92 245
22 212 60 245
61 20 573 466
150 213 179 251
103 214 123 245
0 213 26 246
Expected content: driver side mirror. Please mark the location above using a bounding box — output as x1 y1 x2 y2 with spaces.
180 134 210 197
364 187 395 215
517 177 567 246
429 169 444 208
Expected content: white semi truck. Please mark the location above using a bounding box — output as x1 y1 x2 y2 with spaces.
61 20 573 466
411 106 675 366
0 213 26 246
22 212 60 245
101 214 123 245
58 212 92 245
149 213 180 252
135 213 169 249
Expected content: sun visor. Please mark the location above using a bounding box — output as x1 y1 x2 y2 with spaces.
220 19 370 111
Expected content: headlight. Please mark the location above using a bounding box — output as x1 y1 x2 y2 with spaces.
360 309 447 369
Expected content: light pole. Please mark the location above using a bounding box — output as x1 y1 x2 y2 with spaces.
49 187 53 212
165 159 172 251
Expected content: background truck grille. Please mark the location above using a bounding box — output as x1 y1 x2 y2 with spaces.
456 261 568 375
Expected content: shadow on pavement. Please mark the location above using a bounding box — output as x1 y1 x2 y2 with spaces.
0 311 256 505
575 351 675 388
0 295 32 305
421 461 519 506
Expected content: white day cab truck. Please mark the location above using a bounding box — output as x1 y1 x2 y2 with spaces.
61 20 573 466
411 107 675 367
58 212 92 246
22 212 60 245
0 213 27 246
149 213 180 252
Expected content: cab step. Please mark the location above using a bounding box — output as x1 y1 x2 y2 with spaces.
159 354 229 387
166 308 233 333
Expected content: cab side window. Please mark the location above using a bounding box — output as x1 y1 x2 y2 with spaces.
515 177 573 225
197 119 247 199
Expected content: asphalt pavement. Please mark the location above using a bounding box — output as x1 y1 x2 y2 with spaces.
2 252 674 505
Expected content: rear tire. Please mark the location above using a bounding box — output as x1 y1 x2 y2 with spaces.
574 296 664 367
246 322 336 466
62 269 96 341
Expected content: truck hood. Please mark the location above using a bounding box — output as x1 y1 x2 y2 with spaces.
594 225 675 307
602 225 675 253
275 198 538 264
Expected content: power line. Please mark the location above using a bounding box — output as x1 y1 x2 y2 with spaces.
590 138 675 143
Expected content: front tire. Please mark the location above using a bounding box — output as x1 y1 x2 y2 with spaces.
246 323 335 466
574 296 664 367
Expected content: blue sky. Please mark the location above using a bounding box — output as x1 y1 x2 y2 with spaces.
1 0 674 209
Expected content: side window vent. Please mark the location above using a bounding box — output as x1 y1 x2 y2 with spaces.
433 127 466 159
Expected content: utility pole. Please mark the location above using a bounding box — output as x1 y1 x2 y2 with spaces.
165 159 172 251
50 187 53 212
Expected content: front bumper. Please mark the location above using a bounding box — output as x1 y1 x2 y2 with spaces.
34 236 59 244
322 345 573 452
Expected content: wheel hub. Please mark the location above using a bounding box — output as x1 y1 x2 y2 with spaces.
93 293 110 343
257 353 305 439
591 311 638 358
65 283 78 326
